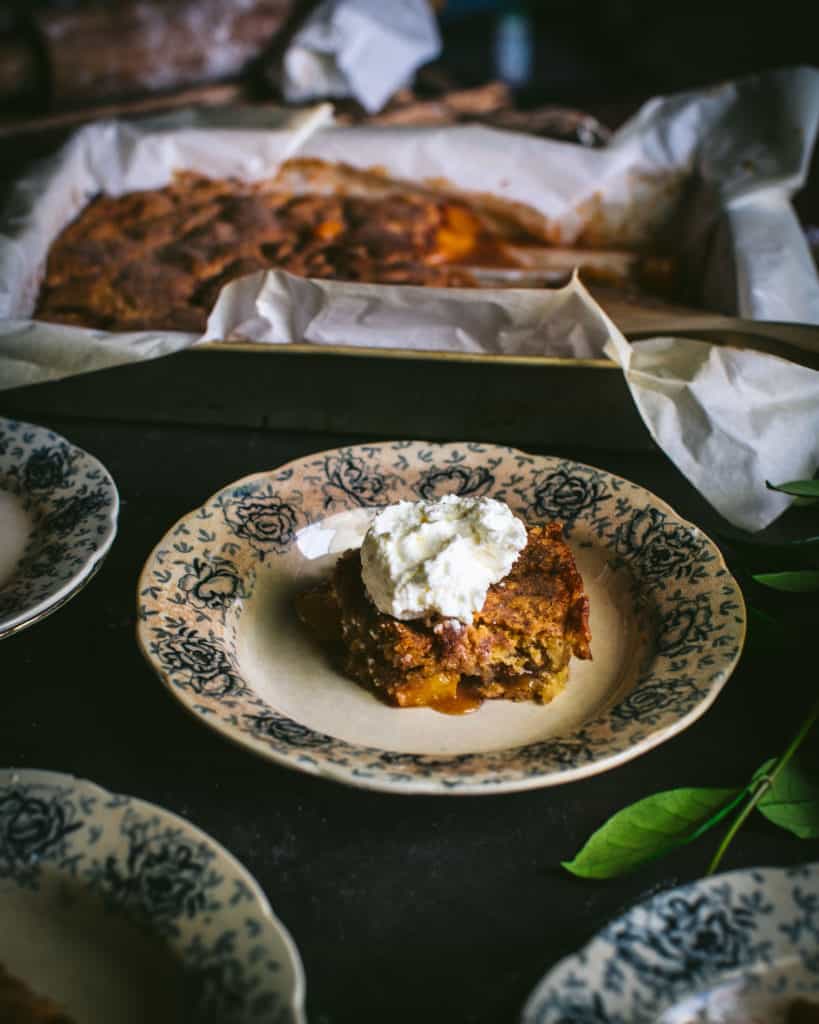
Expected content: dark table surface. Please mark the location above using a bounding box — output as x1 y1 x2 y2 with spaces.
2 354 819 1024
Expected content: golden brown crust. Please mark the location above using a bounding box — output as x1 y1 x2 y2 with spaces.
35 157 680 332
297 522 591 712
35 166 517 332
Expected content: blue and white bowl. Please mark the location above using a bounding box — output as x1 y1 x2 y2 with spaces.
0 769 306 1023
0 417 118 638
523 862 819 1024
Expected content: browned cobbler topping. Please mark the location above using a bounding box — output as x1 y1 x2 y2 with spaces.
296 522 591 715
35 156 683 333
35 165 521 333
0 963 76 1023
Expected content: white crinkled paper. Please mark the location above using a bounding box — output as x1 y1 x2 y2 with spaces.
605 331 819 532
201 270 615 358
281 0 441 114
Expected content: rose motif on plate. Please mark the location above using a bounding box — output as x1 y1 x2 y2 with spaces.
613 675 700 722
221 487 299 555
416 464 494 500
322 452 392 507
528 467 609 526
246 714 333 750
47 487 111 536
154 627 242 698
615 508 702 583
614 893 753 990
93 813 217 928
657 593 715 657
178 557 243 612
23 446 70 491
0 790 83 876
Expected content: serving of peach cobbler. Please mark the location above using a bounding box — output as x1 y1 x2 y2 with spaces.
297 496 591 714
34 157 676 333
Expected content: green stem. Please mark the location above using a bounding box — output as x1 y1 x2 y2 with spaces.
687 787 750 844
706 692 819 875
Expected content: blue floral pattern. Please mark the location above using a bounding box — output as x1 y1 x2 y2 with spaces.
0 770 304 1023
524 465 611 532
137 441 746 795
23 446 73 491
0 417 119 638
523 864 819 1024
320 450 395 508
88 808 222 933
0 787 83 887
614 507 714 586
614 892 755 989
415 463 495 500
151 625 247 699
178 557 244 613
220 484 301 557
656 592 718 658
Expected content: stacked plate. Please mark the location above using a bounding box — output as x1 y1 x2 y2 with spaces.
0 416 118 639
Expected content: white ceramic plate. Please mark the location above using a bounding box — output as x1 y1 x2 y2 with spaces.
137 441 746 795
522 862 819 1024
0 417 119 639
0 768 306 1024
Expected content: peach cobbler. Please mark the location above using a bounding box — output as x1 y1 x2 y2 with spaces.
34 157 676 333
297 496 591 714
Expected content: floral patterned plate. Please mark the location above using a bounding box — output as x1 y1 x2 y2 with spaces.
0 768 306 1023
136 441 745 795
521 862 819 1023
0 417 119 639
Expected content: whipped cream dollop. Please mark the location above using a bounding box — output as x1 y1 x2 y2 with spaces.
360 495 527 624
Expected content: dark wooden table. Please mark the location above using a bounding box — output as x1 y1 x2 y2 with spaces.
2 350 818 1024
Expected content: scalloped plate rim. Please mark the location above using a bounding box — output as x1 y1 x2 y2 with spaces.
0 766 307 1023
136 439 746 796
521 861 819 1023
0 417 119 637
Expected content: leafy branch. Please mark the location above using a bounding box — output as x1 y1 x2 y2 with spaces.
563 476 819 880
706 698 819 874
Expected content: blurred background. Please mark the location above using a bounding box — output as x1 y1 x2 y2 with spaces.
2 0 815 112
0 0 816 222
440 1 816 105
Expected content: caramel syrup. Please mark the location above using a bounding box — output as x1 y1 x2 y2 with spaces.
429 687 483 716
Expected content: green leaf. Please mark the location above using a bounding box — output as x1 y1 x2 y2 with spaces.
766 479 819 498
755 756 819 838
752 570 819 592
562 787 742 879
